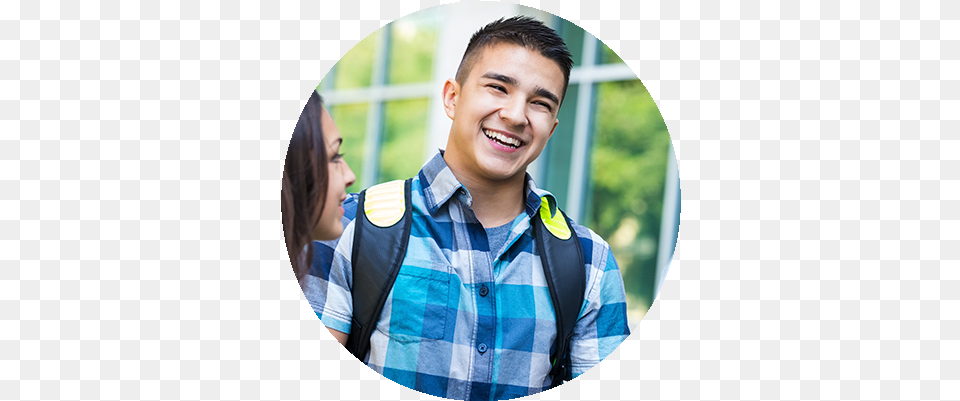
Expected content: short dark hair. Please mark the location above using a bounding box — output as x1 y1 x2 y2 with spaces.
455 16 574 104
281 91 328 285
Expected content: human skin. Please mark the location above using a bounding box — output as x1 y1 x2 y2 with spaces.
441 42 564 228
311 106 357 242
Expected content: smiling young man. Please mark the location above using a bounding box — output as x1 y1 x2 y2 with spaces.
303 16 630 401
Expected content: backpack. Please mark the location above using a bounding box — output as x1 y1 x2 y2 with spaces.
345 179 586 388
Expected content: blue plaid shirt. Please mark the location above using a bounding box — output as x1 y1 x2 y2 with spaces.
303 152 630 401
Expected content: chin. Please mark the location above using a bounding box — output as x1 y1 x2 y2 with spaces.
325 228 343 241
312 225 342 242
480 159 525 180
485 169 524 182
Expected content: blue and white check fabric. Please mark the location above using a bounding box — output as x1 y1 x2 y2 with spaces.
302 151 630 401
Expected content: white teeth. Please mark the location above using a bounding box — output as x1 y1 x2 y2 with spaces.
484 129 521 148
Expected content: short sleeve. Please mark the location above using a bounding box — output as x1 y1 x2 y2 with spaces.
567 229 631 378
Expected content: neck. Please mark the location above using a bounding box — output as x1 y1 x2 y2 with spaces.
445 159 526 229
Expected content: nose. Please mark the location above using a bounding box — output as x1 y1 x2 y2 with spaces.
342 159 357 189
498 96 527 128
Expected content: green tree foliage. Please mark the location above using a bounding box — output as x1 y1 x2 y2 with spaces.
387 21 438 85
378 98 429 183
599 43 625 65
332 35 377 89
588 79 670 313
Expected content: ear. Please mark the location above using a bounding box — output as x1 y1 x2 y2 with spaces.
442 79 459 120
548 117 559 139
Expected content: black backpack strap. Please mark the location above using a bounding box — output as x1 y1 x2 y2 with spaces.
345 178 413 361
533 198 586 388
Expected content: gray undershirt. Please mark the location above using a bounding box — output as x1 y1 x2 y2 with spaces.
485 221 513 255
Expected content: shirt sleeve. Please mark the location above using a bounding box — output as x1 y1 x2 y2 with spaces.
301 216 357 335
567 229 631 378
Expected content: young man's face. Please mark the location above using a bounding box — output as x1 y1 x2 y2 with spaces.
443 42 565 183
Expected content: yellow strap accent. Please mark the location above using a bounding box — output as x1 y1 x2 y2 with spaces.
364 180 405 227
539 196 571 240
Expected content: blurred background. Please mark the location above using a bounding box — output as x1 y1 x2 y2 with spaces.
316 3 679 329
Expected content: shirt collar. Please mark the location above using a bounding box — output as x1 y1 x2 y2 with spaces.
419 150 559 218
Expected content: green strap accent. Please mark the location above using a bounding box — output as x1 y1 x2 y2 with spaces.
539 196 571 240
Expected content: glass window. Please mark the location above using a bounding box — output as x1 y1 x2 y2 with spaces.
387 15 439 85
333 34 379 89
318 11 440 191
377 98 430 183
539 83 581 208
598 41 625 65
556 18 586 66
328 102 369 191
584 79 670 314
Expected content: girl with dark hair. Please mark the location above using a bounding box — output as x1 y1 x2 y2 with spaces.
281 91 356 285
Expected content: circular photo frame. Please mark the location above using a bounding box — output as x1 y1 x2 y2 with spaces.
282 3 679 400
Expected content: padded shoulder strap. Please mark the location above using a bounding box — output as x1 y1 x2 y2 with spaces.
533 196 586 388
346 179 413 360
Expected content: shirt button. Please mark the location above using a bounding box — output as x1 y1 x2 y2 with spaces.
479 285 489 297
478 343 488 354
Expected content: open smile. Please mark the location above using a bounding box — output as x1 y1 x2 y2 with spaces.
483 128 524 149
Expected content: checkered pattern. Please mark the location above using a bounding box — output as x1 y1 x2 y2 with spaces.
303 151 630 401
3 0 956 400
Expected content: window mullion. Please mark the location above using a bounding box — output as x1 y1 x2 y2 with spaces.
655 143 679 298
566 33 598 223
362 29 391 188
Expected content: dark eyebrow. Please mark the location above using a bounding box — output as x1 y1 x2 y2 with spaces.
481 72 560 107
534 87 560 107
328 137 342 149
480 72 518 87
